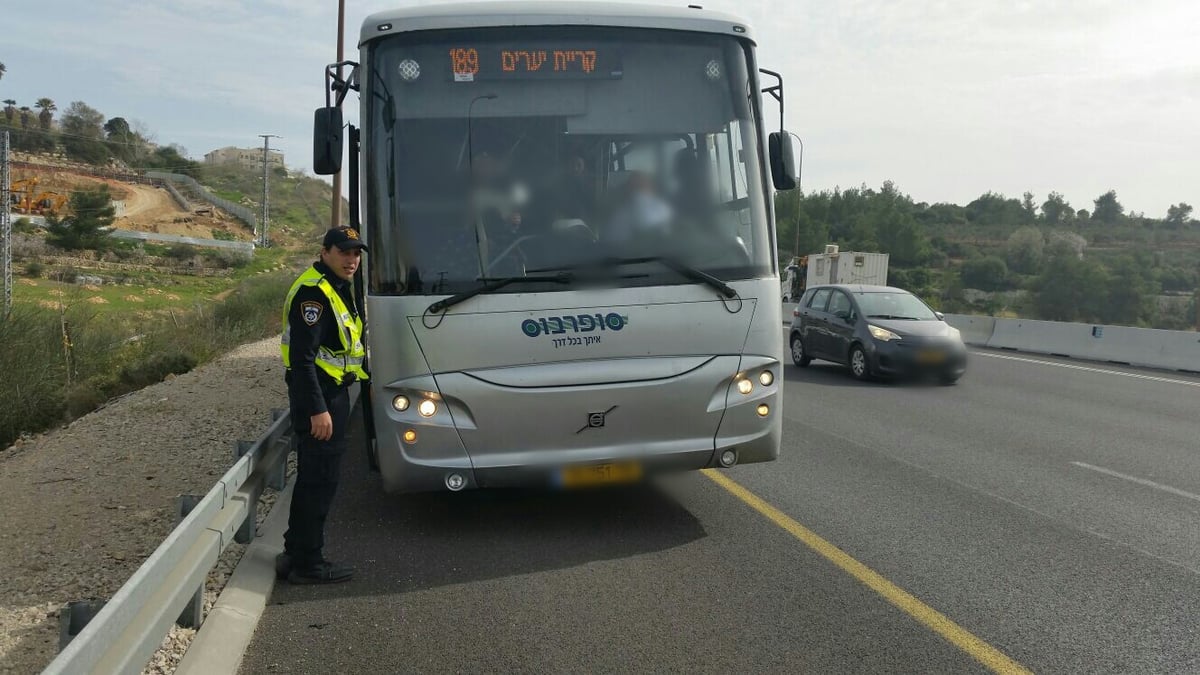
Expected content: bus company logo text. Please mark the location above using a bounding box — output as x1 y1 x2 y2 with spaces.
521 312 627 348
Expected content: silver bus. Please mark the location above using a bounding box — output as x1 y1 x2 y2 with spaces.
313 1 800 493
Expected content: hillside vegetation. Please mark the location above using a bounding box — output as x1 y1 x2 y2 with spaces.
776 183 1198 330
0 89 346 448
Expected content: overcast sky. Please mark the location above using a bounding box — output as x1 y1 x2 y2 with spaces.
3 0 1196 216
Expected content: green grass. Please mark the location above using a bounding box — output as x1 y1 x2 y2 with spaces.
213 189 245 203
0 269 296 449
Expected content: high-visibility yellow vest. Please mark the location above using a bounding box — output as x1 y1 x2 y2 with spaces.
281 267 367 385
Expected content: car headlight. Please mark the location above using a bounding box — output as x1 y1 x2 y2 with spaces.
869 325 901 342
947 326 962 341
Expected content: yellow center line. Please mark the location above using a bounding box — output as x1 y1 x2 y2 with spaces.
702 469 1031 675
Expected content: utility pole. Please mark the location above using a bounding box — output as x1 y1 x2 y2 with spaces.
788 133 805 258
330 0 346 228
2 131 11 320
259 134 280 247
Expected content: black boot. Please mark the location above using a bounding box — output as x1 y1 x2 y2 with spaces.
288 559 354 585
275 552 292 581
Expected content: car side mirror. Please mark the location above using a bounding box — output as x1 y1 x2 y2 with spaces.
835 309 852 322
768 131 799 191
313 107 344 176
935 311 945 321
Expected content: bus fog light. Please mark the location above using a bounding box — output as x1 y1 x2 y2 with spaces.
756 404 770 417
418 399 437 417
719 450 737 467
403 429 417 444
759 371 774 386
392 395 410 412
446 473 466 491
736 378 753 395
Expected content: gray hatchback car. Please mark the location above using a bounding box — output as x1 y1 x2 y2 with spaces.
788 284 967 384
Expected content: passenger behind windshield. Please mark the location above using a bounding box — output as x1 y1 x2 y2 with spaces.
603 171 673 249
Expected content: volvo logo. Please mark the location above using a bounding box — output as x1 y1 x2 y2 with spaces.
577 406 617 434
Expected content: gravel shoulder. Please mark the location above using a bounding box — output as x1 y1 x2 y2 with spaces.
0 336 287 674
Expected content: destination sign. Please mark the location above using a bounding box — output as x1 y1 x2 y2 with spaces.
448 46 622 81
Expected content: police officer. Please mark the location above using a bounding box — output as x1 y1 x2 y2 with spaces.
276 226 368 584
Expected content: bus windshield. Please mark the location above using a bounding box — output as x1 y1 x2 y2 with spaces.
364 26 772 295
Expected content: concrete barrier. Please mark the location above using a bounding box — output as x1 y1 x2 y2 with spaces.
944 314 996 346
986 318 1200 373
786 304 1198 373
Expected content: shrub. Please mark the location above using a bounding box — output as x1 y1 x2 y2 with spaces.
202 248 252 269
0 270 292 449
961 256 1009 291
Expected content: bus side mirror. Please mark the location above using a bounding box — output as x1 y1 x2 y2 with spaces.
769 131 798 191
313 107 344 176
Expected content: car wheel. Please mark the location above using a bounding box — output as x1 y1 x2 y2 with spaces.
791 333 811 367
849 345 871 381
939 373 961 386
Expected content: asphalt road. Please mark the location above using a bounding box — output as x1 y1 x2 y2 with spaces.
241 348 1200 674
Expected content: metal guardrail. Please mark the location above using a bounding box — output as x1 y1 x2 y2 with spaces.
161 181 191 211
43 410 292 675
107 229 256 254
147 172 258 232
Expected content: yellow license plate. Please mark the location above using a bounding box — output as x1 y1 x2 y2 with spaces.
560 462 643 488
917 350 946 364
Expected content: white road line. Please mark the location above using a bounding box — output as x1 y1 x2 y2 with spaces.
1071 462 1200 504
972 351 1200 388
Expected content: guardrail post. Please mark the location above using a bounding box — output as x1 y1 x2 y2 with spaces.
268 409 291 491
177 585 205 629
232 440 258 544
58 599 106 651
267 437 289 492
177 494 203 522
235 483 261 545
175 494 207 628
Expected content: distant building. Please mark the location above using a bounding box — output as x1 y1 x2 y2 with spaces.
204 146 285 171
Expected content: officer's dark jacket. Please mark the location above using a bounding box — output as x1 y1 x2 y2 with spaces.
285 261 360 416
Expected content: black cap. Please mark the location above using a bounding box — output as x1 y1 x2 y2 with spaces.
323 226 368 252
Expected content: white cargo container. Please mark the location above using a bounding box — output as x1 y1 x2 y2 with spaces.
805 245 889 287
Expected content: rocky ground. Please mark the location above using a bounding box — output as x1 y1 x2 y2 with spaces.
0 336 289 674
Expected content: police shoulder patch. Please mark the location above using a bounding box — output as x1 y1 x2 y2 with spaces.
300 300 323 326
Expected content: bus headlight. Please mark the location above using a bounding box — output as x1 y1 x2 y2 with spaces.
392 395 410 412
736 378 754 395
418 399 437 418
759 371 774 387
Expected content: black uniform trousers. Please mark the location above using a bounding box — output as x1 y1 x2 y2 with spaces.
283 383 350 567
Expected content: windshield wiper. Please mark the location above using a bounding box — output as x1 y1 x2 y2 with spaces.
527 256 737 299
427 273 573 314
868 314 919 320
